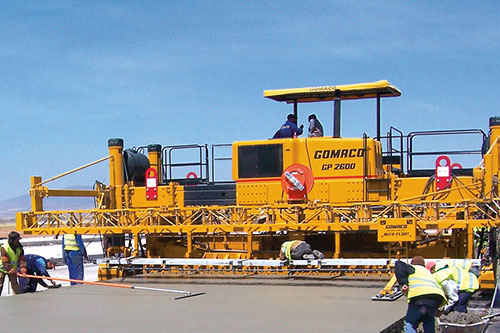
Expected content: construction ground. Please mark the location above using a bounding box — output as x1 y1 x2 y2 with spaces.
0 275 404 332
2 227 500 332
0 231 404 332
2 271 500 332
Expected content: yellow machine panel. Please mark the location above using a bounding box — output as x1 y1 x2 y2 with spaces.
232 137 384 205
236 183 270 205
328 180 362 203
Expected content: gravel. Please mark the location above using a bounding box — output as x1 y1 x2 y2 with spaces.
439 311 484 325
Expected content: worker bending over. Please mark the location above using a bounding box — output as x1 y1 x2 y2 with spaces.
0 231 27 295
434 259 473 273
62 233 88 285
430 261 479 313
279 240 324 261
19 254 60 293
395 256 445 333
425 261 458 315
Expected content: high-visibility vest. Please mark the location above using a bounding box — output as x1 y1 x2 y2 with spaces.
0 242 22 273
435 259 473 272
281 240 302 261
408 265 445 303
434 266 478 293
63 234 80 251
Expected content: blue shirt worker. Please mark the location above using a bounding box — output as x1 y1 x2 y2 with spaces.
62 233 88 285
19 254 60 293
273 114 304 138
0 231 27 295
395 256 445 333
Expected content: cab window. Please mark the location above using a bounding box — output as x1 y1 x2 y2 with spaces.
238 144 283 178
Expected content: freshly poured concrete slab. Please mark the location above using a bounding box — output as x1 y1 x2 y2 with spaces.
0 277 405 332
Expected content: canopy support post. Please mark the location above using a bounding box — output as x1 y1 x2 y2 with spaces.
376 93 381 141
333 99 341 138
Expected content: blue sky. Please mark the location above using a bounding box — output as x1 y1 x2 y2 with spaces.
0 1 499 201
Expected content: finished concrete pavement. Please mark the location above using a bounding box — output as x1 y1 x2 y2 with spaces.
0 277 405 332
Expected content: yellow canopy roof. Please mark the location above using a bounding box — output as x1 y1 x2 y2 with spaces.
263 80 401 103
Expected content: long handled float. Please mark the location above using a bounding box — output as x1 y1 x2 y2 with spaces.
19 273 205 300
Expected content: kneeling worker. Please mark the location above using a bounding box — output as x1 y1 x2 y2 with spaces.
19 254 60 293
279 240 324 261
395 256 445 333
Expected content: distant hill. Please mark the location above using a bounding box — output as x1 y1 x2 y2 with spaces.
0 186 96 224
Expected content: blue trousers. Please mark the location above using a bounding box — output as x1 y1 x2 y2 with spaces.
404 303 436 333
66 251 84 285
453 291 473 313
18 275 39 293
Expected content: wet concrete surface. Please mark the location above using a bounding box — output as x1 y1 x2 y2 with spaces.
0 276 405 333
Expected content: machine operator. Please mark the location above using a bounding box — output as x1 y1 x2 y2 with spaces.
273 114 303 138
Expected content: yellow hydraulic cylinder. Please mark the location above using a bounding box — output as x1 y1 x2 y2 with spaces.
147 144 162 184
489 120 500 149
108 138 124 209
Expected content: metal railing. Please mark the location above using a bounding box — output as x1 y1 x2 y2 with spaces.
211 143 232 182
162 144 209 183
381 128 486 174
406 129 486 172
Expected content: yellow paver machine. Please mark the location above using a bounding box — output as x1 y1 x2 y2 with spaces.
16 80 500 294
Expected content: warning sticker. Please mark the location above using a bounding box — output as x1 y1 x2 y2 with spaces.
378 218 416 242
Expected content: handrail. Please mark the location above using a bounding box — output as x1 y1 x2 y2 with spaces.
407 129 486 172
162 144 209 183
382 126 404 172
35 155 112 187
211 143 232 182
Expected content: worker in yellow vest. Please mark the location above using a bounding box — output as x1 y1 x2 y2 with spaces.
279 240 324 261
432 264 479 313
62 233 88 285
434 259 473 272
395 256 446 333
0 231 27 295
425 261 458 315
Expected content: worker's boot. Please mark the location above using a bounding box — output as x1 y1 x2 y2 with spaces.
313 250 324 259
302 254 315 260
